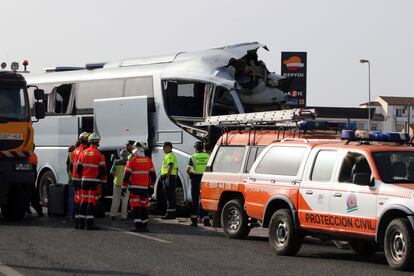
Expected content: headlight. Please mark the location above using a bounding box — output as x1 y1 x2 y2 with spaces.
15 164 32 171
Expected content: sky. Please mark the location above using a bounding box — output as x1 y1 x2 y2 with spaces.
2 0 413 107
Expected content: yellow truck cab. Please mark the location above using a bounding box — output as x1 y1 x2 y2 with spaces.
0 71 45 219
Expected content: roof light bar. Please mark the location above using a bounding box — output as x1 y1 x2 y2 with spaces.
298 120 357 131
341 130 410 143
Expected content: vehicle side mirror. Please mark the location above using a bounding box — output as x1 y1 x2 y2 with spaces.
353 173 371 186
34 102 45 120
34 89 45 101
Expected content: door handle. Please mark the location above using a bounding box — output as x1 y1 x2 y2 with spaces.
270 179 276 183
305 190 313 195
249 177 256 182
334 193 342 198
292 180 301 185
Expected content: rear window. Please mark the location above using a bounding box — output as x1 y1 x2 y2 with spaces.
212 146 245 173
311 150 338 182
255 146 306 176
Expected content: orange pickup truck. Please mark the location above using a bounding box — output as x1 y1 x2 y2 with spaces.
201 128 414 271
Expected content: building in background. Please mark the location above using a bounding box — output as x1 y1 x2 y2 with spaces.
360 96 414 134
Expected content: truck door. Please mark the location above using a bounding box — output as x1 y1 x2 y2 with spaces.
94 96 148 149
299 149 339 231
330 151 377 236
246 145 308 220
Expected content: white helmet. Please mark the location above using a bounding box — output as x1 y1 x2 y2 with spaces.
88 132 101 143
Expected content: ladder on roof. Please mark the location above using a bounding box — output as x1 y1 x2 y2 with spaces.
195 108 316 127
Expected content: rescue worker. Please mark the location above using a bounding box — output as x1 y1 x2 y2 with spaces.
121 142 156 232
65 144 77 221
125 140 135 160
187 141 210 226
70 132 89 228
110 149 129 220
161 141 178 220
28 149 43 217
77 133 107 230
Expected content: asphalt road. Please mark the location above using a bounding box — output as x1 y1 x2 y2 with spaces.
0 211 412 276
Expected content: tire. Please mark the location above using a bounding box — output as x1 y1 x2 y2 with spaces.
268 209 302 256
349 240 378 256
1 187 30 220
38 170 56 206
384 218 414 271
221 199 250 239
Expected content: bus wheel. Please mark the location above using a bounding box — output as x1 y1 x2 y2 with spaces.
38 170 56 206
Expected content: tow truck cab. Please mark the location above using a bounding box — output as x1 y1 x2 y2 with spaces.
0 71 45 219
202 128 414 271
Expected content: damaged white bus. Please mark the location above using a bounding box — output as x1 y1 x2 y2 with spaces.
25 42 290 211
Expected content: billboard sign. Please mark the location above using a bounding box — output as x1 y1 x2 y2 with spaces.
281 52 307 107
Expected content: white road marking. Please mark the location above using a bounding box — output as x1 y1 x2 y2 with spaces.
100 225 172 244
0 263 24 276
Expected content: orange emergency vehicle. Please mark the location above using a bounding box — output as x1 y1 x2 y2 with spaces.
201 124 414 271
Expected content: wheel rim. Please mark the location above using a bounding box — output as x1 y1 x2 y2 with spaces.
40 176 53 204
227 207 241 232
274 220 288 247
390 230 406 261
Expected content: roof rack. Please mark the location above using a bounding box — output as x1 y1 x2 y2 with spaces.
85 63 106 70
45 66 85 73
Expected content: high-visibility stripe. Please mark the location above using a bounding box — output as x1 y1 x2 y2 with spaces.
99 161 105 166
81 178 101 182
129 185 148 189
78 215 86 218
81 195 95 199
131 171 148 175
86 215 95 219
167 209 176 212
191 215 198 218
3 151 12 158
125 167 132 172
149 168 155 171
82 163 99 168
16 151 25 158
0 151 32 158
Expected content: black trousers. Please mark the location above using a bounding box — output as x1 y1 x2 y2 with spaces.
190 174 205 219
162 175 176 213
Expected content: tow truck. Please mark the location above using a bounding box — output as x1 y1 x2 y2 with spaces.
200 109 414 271
0 62 45 219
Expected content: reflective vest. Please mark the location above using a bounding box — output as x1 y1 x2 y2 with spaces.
111 158 127 187
122 155 155 191
77 145 107 183
71 144 88 181
188 152 209 174
161 151 178 176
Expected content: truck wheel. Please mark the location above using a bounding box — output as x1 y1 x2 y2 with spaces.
1 188 29 220
349 240 378 256
269 209 302 256
38 170 56 206
221 199 250 239
384 218 414 271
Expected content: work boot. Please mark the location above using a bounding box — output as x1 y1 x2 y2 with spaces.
35 207 44 218
203 218 211 227
161 212 176 220
190 218 198 227
79 218 86 230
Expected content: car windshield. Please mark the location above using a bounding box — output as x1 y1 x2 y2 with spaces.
0 87 30 122
373 151 414 183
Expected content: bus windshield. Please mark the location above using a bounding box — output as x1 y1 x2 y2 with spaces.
374 151 414 183
0 87 30 122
